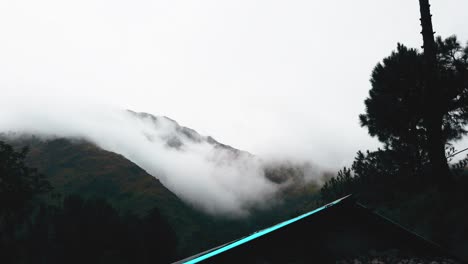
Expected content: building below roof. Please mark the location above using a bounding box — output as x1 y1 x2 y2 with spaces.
174 195 462 264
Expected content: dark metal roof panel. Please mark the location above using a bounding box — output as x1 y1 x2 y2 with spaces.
173 195 352 264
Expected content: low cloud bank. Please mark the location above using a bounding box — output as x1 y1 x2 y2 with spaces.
0 101 325 216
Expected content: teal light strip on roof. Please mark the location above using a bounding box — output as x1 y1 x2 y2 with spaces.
184 195 351 264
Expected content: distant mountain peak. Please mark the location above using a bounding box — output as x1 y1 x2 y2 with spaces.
126 110 246 156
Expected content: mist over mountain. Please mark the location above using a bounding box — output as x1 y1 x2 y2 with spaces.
0 104 324 216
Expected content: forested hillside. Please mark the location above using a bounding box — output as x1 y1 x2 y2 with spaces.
0 135 323 262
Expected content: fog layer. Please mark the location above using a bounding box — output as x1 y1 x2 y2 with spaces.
0 101 322 216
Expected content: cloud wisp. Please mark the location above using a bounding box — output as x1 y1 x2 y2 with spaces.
0 101 324 216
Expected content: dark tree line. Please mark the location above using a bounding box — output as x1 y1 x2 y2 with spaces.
323 0 468 203
0 141 178 264
323 36 468 202
320 1 468 258
319 35 468 260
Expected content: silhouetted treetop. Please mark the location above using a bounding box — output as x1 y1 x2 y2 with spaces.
0 141 51 218
360 36 468 152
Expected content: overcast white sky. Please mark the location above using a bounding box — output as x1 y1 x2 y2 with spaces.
1 0 467 168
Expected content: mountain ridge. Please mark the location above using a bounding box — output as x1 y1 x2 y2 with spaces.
126 110 247 156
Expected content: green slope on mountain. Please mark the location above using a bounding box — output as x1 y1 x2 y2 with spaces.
23 138 180 214
2 135 324 258
3 136 221 255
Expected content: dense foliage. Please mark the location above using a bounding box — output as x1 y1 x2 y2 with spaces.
321 35 468 261
0 141 50 219
360 37 468 149
0 141 51 262
0 136 325 262
0 141 178 264
359 36 468 181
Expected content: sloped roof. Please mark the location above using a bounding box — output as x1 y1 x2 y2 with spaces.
174 195 352 264
174 194 454 263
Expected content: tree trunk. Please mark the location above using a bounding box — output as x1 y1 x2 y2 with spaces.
418 0 451 181
426 112 451 181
